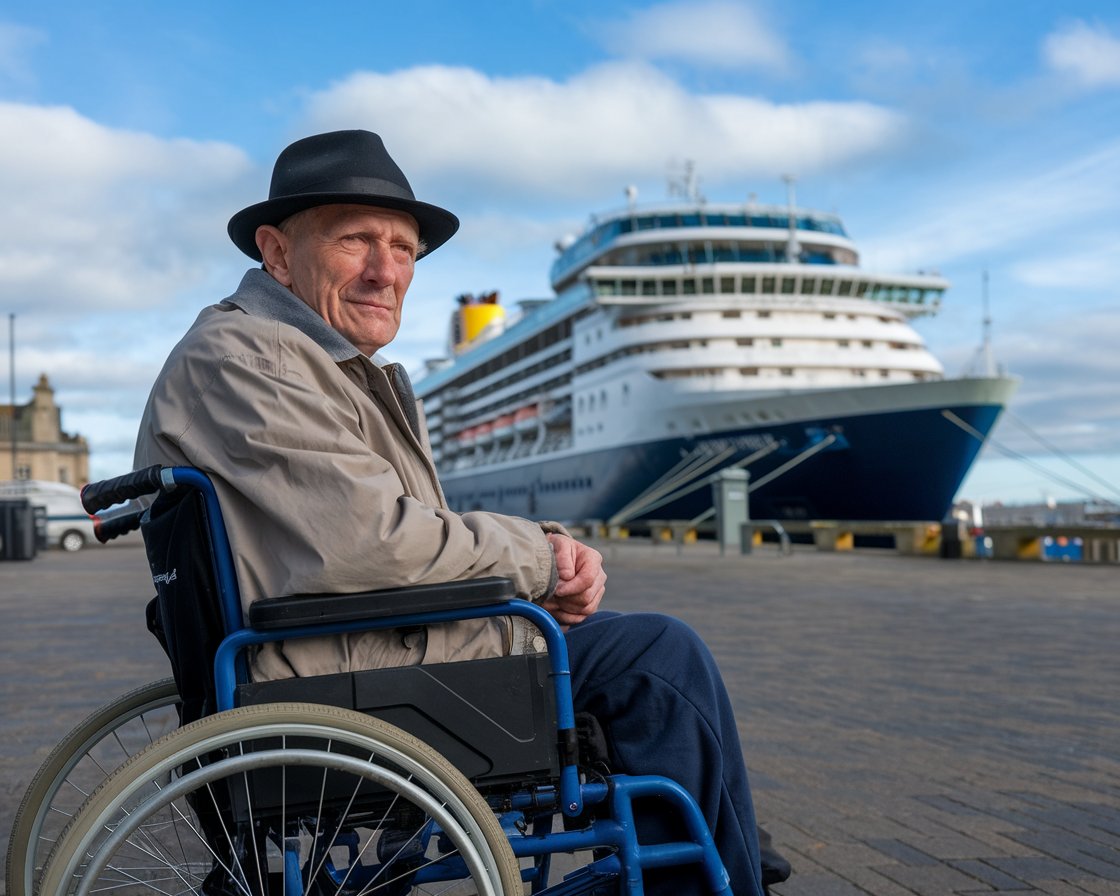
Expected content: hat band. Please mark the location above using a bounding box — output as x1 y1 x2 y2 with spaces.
284 175 417 202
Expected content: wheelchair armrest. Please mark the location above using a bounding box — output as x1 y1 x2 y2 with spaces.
248 576 518 630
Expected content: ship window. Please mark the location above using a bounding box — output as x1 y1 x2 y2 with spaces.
720 277 735 293
641 280 658 295
800 279 815 295
780 368 794 377
854 369 866 377
837 280 852 296
757 310 771 319
702 277 715 294
682 278 697 294
780 278 796 294
637 216 656 230
823 312 836 320
681 213 701 226
771 338 783 347
737 337 754 346
855 282 869 297
740 367 759 376
662 280 677 295
838 339 850 348
880 369 890 378
621 279 637 295
820 279 835 295
862 340 873 348
742 276 757 293
723 310 741 319
761 277 776 293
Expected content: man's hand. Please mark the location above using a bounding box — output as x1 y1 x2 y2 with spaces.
541 533 606 628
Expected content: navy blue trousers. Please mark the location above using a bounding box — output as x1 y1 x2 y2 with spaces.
565 611 765 896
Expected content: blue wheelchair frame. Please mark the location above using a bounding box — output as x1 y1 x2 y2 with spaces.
84 465 732 895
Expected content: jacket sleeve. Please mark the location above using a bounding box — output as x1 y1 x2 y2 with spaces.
136 316 555 610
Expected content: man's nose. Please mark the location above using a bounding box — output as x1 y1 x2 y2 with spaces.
362 242 397 285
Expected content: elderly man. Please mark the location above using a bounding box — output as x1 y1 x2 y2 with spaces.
134 130 774 895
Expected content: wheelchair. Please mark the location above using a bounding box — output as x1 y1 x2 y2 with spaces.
26 466 737 896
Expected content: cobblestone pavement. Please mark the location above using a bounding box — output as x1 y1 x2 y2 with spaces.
2 540 1118 894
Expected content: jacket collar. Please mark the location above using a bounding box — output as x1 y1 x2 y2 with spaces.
222 268 362 363
222 268 423 442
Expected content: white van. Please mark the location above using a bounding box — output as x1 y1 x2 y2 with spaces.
0 480 98 551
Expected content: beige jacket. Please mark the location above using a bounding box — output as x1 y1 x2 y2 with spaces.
134 268 556 680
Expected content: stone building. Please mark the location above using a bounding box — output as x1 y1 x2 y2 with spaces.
0 374 90 485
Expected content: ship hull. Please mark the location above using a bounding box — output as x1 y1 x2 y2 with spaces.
437 376 1018 524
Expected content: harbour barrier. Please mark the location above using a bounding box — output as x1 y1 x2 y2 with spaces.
575 518 1120 564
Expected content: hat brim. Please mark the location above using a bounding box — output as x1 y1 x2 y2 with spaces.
227 192 460 262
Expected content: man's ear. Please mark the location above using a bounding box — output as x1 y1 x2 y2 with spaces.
256 225 293 286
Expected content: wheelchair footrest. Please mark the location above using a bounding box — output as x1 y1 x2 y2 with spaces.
236 653 559 787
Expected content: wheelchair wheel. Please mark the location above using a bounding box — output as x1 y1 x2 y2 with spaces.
5 677 180 896
40 702 523 896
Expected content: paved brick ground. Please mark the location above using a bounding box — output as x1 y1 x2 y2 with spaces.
2 540 1118 894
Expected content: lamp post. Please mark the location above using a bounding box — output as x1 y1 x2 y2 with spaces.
8 313 15 480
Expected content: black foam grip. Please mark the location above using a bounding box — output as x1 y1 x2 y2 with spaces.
81 466 165 514
93 509 145 544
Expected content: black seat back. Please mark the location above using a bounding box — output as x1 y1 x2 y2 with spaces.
142 487 227 726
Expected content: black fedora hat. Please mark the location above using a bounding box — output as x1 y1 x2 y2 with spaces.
228 130 459 261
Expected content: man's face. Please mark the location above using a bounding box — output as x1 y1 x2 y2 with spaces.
261 204 421 356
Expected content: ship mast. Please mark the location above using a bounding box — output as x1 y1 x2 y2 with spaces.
782 174 801 263
980 269 996 377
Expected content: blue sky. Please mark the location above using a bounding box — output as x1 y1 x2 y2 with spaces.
1 0 1119 507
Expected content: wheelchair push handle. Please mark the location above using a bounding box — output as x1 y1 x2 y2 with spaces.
81 465 166 514
91 508 146 544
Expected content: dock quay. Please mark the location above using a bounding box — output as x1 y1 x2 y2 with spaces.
588 519 1120 564
2 542 1118 894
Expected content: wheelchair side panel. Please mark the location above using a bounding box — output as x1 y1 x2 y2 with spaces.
236 652 559 787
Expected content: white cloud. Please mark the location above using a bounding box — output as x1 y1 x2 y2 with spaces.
596 0 790 72
1011 241 1120 290
859 138 1120 272
301 62 905 200
1043 19 1120 88
0 21 45 86
0 102 253 315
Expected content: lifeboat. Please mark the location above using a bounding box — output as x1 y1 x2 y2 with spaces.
474 422 494 445
492 414 515 440
513 405 540 432
457 427 477 449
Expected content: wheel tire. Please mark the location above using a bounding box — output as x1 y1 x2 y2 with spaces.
60 530 85 552
40 702 523 896
5 678 180 896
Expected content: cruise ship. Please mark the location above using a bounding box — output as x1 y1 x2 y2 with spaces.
415 177 1018 527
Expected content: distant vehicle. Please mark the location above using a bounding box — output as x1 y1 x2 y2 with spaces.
0 480 97 551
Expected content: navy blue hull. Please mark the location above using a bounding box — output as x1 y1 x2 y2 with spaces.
439 401 1005 523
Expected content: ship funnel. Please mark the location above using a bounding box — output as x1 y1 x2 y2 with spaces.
450 291 506 355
